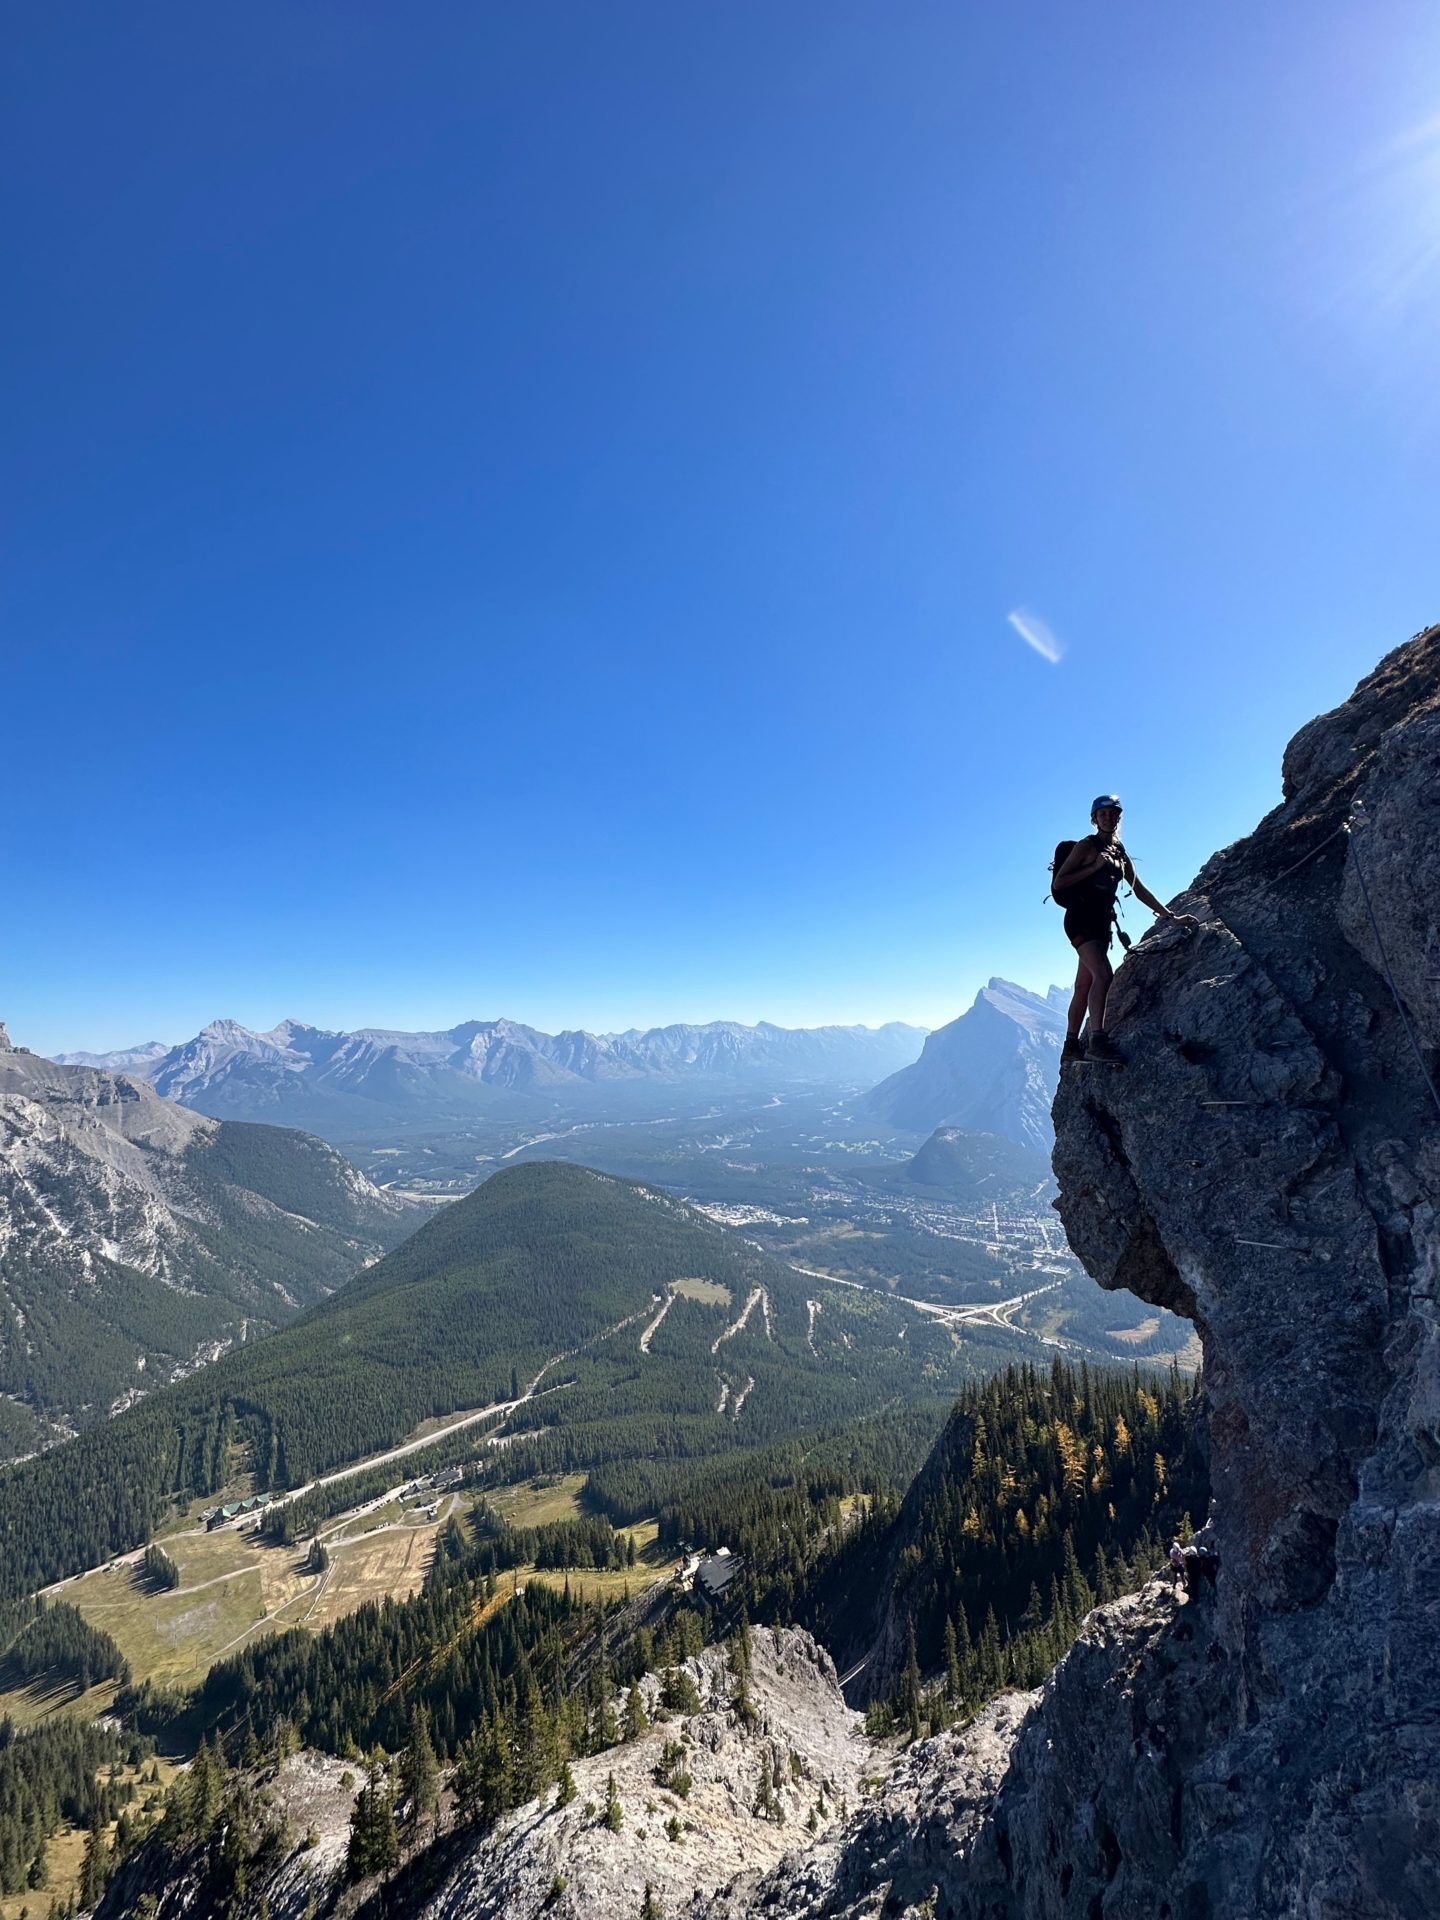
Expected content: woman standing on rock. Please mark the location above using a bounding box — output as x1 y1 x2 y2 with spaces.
1052 796 1196 1063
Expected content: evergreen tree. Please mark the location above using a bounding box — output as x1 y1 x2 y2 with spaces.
76 1815 108 1911
517 1693 559 1802
624 1681 649 1741
944 1617 962 1702
451 1728 486 1829
399 1706 439 1826
979 1607 1004 1693
901 1620 923 1744
480 1713 516 1825
1062 1530 1095 1624
346 1758 399 1882
603 1771 623 1832
189 1735 225 1839
661 1666 702 1716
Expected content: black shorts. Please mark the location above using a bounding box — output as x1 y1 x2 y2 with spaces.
1063 902 1112 951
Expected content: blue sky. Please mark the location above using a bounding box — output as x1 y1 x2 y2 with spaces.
5 3 1439 1054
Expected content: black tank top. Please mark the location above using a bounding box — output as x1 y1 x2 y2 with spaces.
1068 835 1126 908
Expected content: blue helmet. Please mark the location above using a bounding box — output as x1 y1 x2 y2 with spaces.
1090 794 1123 815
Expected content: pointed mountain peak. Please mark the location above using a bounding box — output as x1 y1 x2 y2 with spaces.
863 974 1063 1150
198 1016 258 1041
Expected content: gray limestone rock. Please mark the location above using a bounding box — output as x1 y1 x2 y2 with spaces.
1038 625 1440 1916
418 1629 870 1920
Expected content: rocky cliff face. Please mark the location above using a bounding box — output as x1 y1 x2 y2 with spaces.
700 628 1440 1919
1039 624 1440 1916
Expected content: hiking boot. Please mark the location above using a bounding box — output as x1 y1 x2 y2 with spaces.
1061 1036 1085 1065
1086 1031 1123 1064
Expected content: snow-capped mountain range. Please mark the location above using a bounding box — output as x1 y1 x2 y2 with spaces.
60 1015 927 1129
861 978 1067 1152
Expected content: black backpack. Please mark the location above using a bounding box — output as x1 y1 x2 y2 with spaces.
1050 839 1081 903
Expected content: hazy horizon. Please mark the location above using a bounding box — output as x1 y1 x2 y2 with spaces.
39 975 1076 1062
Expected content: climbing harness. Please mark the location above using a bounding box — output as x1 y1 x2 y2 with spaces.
1047 837 1134 949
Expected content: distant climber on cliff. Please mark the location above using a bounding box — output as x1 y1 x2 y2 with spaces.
1170 1536 1219 1600
1052 796 1197 1064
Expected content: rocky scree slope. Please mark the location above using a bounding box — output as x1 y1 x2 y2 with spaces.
420 1630 867 1920
696 623 1440 1920
96 1628 868 1920
0 1033 410 1453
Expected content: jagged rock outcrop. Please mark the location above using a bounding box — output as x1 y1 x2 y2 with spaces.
702 628 1440 1919
696 1684 1037 1919
418 1630 867 1920
1039 624 1440 1916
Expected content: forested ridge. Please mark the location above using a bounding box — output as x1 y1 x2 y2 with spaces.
0 1162 986 1598
800 1359 1206 1716
574 1358 1206 1710
0 1715 154 1900
117 1363 1199 1772
0 1607 150 1914
121 1408 951 1766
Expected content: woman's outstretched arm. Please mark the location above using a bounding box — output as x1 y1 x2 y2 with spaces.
1126 858 1197 924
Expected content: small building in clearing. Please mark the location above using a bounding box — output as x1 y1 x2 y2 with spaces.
692 1548 743 1607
